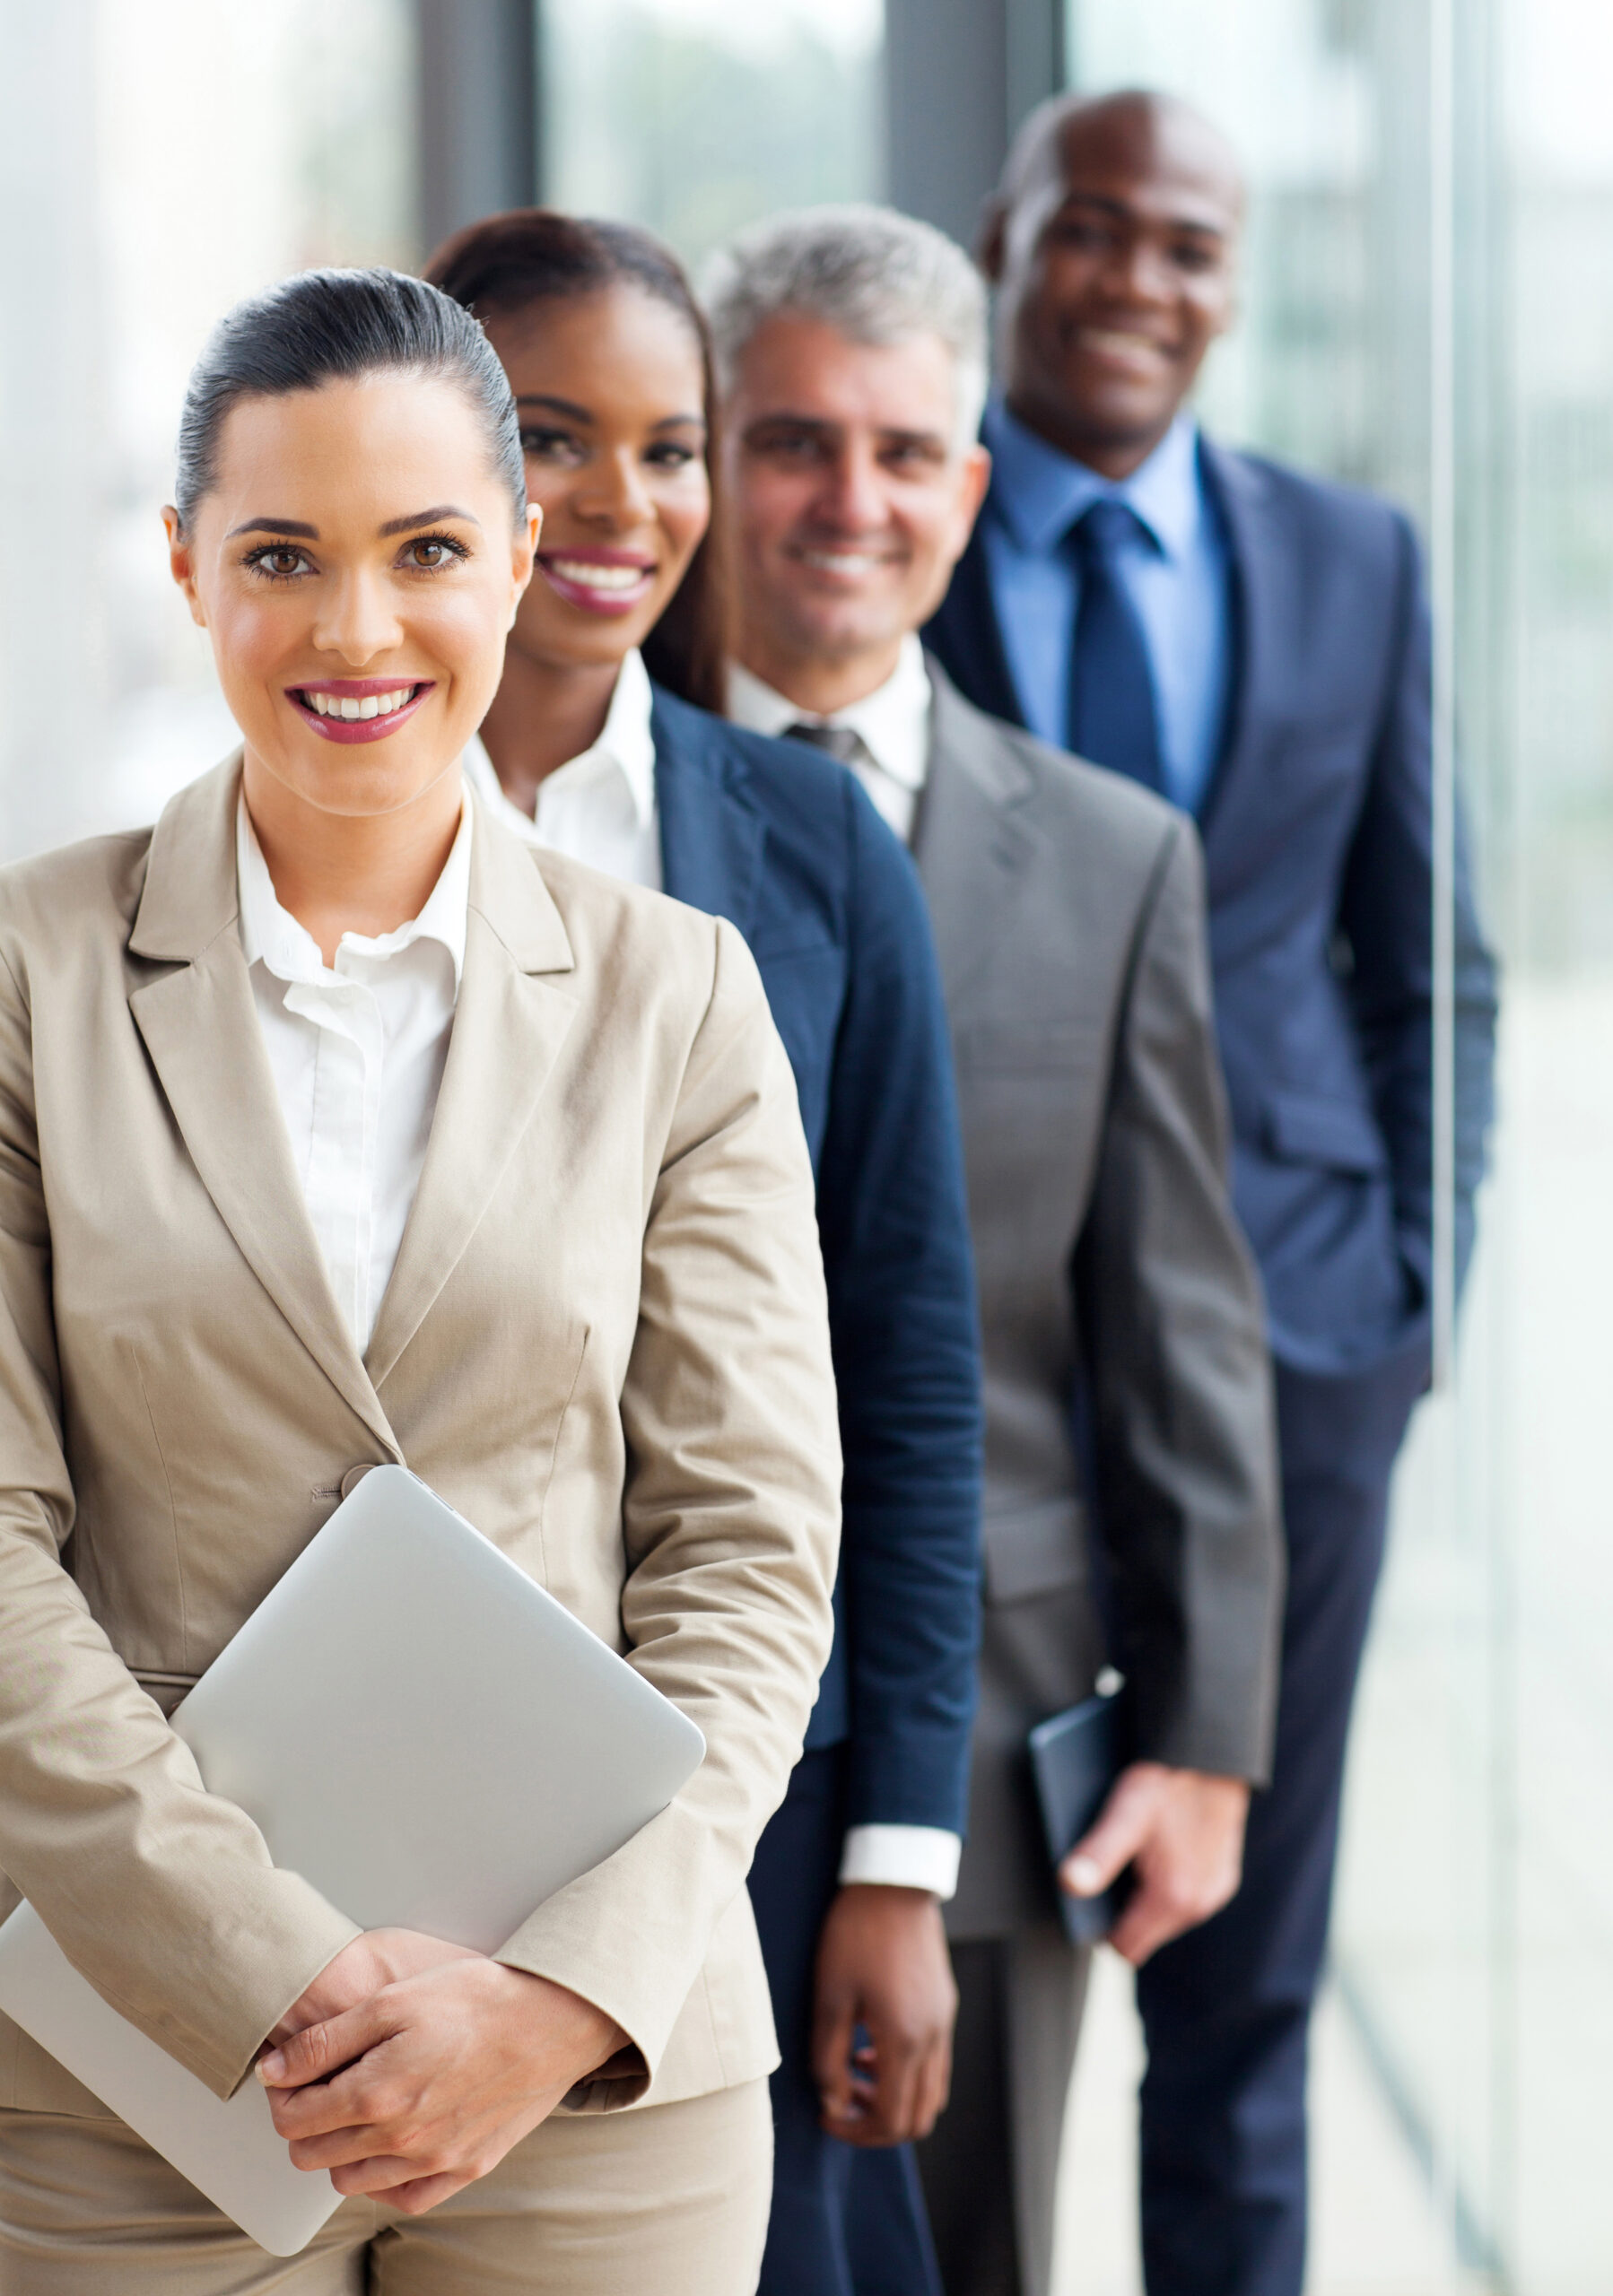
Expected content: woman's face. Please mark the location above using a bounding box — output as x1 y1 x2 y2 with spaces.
483 286 711 677
166 373 537 821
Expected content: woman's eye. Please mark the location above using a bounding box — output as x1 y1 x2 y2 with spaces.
646 442 699 471
520 427 586 467
401 536 466 571
248 544 312 580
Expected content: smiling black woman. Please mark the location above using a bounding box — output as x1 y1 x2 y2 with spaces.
425 210 987 2296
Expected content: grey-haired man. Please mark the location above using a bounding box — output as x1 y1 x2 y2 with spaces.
705 206 1283 2296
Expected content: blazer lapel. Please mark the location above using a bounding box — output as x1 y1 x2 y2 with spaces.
363 802 579 1390
127 760 399 1457
1196 440 1291 873
922 524 1026 730
914 665 1037 1007
652 691 767 935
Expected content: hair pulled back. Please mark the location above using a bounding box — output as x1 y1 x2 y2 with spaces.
174 266 526 533
424 211 729 716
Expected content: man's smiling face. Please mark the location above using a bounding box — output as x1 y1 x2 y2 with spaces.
723 312 990 701
986 93 1243 478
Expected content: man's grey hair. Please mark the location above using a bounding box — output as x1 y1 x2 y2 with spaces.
702 204 989 452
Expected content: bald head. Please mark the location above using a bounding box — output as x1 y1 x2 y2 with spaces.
1001 90 1243 214
982 90 1244 478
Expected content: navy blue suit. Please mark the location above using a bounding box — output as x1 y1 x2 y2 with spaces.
652 684 983 2296
927 442 1497 2296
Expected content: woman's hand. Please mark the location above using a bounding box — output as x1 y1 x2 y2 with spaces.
257 1958 628 2214
267 1927 483 2049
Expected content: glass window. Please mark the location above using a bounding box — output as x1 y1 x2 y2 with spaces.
1060 3 1613 2288
540 0 884 271
0 0 416 857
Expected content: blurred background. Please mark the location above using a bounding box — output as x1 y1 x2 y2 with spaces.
2 2 1609 2288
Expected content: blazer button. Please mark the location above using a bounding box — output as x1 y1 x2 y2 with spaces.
339 1465 376 1500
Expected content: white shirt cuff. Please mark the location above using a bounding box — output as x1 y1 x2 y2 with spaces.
839 1824 963 1900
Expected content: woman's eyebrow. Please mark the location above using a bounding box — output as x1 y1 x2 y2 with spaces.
652 413 706 431
516 393 594 423
226 516 318 539
377 504 483 535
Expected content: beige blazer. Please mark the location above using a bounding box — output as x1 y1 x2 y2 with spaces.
0 759 840 2121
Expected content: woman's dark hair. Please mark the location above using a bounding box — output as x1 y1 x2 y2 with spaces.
423 211 729 716
174 266 526 533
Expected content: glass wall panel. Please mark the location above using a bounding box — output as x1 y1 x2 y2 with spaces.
0 0 416 858
540 0 884 271
1061 3 1613 2290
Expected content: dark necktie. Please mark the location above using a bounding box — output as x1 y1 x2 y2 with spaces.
784 720 868 770
1068 499 1164 792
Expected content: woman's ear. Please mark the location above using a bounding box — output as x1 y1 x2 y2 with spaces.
510 500 541 626
162 506 208 630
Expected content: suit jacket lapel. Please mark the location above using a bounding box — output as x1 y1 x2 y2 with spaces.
127 760 399 1457
923 524 1025 730
363 801 579 1389
914 665 1036 1007
651 691 766 935
1196 440 1290 873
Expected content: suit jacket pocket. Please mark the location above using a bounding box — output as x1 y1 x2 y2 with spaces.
1260 1088 1389 1175
982 1497 1090 1605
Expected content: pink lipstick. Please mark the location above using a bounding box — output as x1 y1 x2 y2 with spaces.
536 547 657 616
287 676 435 744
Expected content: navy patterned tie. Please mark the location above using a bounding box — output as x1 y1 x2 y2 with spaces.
1068 499 1164 793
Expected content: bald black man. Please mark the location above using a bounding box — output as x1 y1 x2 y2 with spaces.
925 89 1496 2296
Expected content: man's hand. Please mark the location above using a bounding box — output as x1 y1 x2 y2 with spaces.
257 1956 627 2215
812 1884 956 2146
1060 1762 1250 1966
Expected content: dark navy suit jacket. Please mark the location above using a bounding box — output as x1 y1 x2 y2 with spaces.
650 683 983 1832
927 439 1498 1379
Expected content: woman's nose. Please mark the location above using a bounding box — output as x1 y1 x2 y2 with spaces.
311 569 405 665
579 448 658 529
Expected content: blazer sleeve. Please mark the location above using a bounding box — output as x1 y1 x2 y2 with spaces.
1338 513 1498 1309
0 945 360 2103
815 783 983 1836
493 918 841 2093
1075 821 1286 1781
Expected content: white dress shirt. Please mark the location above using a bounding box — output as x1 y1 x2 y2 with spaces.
726 632 935 848
237 796 470 1354
462 645 661 891
465 648 958 1900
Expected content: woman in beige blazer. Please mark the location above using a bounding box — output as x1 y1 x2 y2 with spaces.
0 268 840 2295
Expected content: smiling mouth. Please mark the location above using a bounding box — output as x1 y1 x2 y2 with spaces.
288 679 434 744
295 683 422 721
1076 326 1173 364
536 554 657 613
793 547 897 579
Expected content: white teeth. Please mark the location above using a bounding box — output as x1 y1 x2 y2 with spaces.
550 558 650 591
302 686 414 718
802 550 881 576
1083 328 1161 356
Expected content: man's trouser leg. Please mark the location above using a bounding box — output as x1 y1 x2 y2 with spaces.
1135 1354 1424 2296
913 1922 1089 2296
752 1746 943 2296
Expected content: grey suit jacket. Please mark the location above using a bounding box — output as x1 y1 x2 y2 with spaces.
915 664 1284 1938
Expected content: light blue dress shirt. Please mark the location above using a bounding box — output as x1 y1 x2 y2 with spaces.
979 398 1234 816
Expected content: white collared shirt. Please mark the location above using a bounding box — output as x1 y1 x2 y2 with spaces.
726 632 934 848
237 795 471 1353
462 647 661 891
463 649 959 1901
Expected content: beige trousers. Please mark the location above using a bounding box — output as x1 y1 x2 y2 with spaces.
0 2080 771 2296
